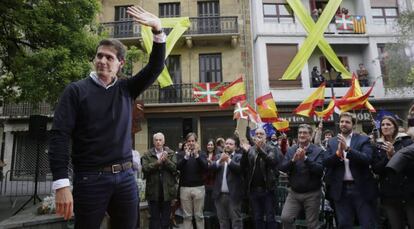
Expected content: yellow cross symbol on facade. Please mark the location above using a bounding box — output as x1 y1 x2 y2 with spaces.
141 17 191 87
281 0 351 80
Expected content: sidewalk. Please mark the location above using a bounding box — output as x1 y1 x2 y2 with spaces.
0 196 32 222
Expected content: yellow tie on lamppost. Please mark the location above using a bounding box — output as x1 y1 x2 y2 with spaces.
281 0 351 80
141 17 191 87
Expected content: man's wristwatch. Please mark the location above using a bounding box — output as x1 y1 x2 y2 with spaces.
152 28 163 35
345 146 351 153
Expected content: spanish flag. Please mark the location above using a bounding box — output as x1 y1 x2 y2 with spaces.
337 84 375 112
256 93 279 123
294 83 326 117
339 73 375 112
218 76 246 108
315 97 337 120
273 118 290 132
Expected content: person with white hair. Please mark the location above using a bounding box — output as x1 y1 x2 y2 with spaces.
142 132 177 229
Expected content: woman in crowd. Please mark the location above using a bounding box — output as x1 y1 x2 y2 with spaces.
372 116 414 229
203 139 217 213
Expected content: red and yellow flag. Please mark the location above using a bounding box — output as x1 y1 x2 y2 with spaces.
273 118 289 132
315 97 337 120
338 73 375 112
256 93 278 123
337 84 375 112
218 77 246 108
294 83 326 117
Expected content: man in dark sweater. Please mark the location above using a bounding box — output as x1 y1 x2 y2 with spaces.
279 124 324 229
48 6 165 229
176 132 208 229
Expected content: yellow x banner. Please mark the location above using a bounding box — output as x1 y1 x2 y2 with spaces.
141 17 191 87
281 0 351 80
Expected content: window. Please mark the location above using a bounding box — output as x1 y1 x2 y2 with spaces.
266 44 302 88
114 5 133 37
198 1 220 33
11 132 50 180
263 3 294 23
159 3 180 18
319 56 351 87
159 55 182 103
199 54 222 82
377 43 388 80
371 7 399 24
166 55 182 84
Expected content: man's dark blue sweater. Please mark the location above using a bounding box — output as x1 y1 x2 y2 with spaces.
49 42 165 181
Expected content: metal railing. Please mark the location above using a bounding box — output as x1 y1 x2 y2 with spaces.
1 169 53 198
187 16 238 35
0 83 230 116
2 102 54 116
100 16 238 38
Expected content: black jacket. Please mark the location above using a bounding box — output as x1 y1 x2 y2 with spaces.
280 144 324 193
372 135 413 199
210 152 244 203
241 145 281 193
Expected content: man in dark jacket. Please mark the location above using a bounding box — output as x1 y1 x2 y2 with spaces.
241 127 282 229
280 124 324 229
211 137 244 229
142 132 177 229
323 112 378 228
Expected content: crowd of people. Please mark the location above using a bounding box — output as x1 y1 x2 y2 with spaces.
46 5 413 229
139 110 414 229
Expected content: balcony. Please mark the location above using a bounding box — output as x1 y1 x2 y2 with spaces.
0 83 231 117
100 16 238 39
137 82 230 104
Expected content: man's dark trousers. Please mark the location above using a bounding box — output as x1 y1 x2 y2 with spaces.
148 200 171 229
250 190 277 229
73 168 138 229
335 183 377 229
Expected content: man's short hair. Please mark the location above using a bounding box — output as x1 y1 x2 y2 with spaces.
185 132 198 141
298 124 313 135
339 112 357 125
96 39 126 61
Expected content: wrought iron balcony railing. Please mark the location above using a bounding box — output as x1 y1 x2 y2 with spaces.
0 83 230 116
100 16 238 39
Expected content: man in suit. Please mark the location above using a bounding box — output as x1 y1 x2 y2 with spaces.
210 137 244 229
280 124 324 229
323 112 378 228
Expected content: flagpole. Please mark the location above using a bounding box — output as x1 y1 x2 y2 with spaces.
327 70 339 134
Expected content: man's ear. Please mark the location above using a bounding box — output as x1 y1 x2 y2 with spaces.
119 59 125 68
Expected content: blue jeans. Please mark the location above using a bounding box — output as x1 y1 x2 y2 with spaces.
250 190 278 229
148 200 171 229
73 168 138 229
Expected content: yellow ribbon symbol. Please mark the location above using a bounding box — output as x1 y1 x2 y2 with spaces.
282 0 351 80
141 17 191 87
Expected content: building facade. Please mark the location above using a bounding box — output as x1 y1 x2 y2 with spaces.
251 0 414 136
99 0 253 152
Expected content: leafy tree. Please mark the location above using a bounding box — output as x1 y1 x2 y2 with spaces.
383 11 414 88
0 0 101 105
